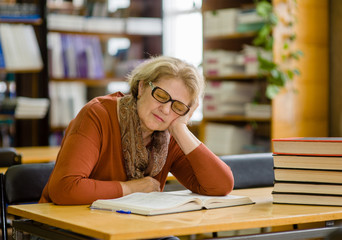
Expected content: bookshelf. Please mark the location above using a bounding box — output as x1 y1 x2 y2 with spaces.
271 0 329 139
200 0 272 155
0 0 49 147
47 0 162 145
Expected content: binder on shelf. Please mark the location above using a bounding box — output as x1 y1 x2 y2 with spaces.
0 23 43 71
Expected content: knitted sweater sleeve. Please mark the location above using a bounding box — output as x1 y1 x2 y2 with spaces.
169 140 234 196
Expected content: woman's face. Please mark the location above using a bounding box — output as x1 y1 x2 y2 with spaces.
137 77 191 134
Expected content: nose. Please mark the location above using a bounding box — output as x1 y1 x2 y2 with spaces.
159 101 172 115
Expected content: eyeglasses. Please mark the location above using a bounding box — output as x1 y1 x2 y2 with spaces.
149 81 190 116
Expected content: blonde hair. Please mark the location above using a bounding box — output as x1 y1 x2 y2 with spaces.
127 56 204 106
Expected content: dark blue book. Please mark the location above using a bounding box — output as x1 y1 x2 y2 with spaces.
0 38 5 69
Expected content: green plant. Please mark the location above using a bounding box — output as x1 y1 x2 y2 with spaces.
253 0 303 99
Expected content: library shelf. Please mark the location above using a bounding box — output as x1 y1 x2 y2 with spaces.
50 77 126 87
0 68 43 74
203 32 257 41
203 115 271 123
205 74 262 80
200 0 272 153
47 29 158 41
0 18 43 25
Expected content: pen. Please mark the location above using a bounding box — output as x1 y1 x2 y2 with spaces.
116 210 131 214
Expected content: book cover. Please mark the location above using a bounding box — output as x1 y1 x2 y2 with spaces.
274 168 342 184
90 190 254 216
273 154 342 170
272 192 342 206
272 137 342 156
273 181 342 196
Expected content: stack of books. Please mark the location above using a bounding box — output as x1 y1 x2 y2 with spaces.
203 81 257 117
272 137 342 206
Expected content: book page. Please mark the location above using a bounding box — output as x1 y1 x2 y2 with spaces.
92 191 202 214
165 190 254 209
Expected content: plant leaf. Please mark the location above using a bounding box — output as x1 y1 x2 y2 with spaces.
266 84 280 99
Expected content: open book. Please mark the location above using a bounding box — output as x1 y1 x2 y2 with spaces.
90 190 254 216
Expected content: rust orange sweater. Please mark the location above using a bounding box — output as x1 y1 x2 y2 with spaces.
40 93 234 205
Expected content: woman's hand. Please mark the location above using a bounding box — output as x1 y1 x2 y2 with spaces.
120 177 160 196
168 99 199 135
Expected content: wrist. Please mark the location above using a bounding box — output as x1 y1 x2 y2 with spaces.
119 181 131 196
169 123 187 137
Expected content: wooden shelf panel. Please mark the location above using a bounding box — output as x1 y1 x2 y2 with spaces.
0 68 43 74
0 18 43 25
48 29 160 41
205 74 264 80
204 32 257 41
203 115 271 122
47 2 84 12
50 77 126 87
202 0 255 11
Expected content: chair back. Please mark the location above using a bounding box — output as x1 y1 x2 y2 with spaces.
220 152 274 189
5 162 54 204
0 148 21 167
1 162 54 240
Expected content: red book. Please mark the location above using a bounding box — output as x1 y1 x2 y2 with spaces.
272 137 342 156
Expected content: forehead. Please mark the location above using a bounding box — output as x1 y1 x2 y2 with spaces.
154 77 192 104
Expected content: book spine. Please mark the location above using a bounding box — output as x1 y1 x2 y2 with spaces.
274 180 342 186
0 38 5 69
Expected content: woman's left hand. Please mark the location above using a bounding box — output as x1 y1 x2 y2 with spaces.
168 99 199 135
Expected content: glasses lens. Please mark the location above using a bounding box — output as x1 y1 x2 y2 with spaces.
153 88 170 103
172 101 189 115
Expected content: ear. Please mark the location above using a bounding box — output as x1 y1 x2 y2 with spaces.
137 81 144 98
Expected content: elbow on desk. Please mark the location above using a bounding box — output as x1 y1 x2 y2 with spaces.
48 178 90 205
199 173 234 196
215 174 234 196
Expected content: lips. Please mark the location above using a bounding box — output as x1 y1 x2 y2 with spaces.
153 113 164 122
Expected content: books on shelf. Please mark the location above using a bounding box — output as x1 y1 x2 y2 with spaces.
203 81 257 117
244 103 271 118
203 50 244 76
90 190 254 216
126 17 162 35
203 8 264 38
272 137 342 206
272 137 342 156
236 9 265 33
203 8 239 37
0 3 40 22
203 45 272 77
0 23 43 71
0 38 5 69
48 14 162 35
205 123 252 155
14 97 49 119
49 81 87 128
48 32 104 79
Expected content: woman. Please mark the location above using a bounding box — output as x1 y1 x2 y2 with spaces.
40 56 234 205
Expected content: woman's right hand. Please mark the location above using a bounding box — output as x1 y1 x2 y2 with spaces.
120 176 160 196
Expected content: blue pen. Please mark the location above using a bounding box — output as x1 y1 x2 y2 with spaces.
116 210 131 214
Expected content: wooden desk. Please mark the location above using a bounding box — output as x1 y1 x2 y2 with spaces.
15 146 60 164
8 187 342 240
0 146 60 174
